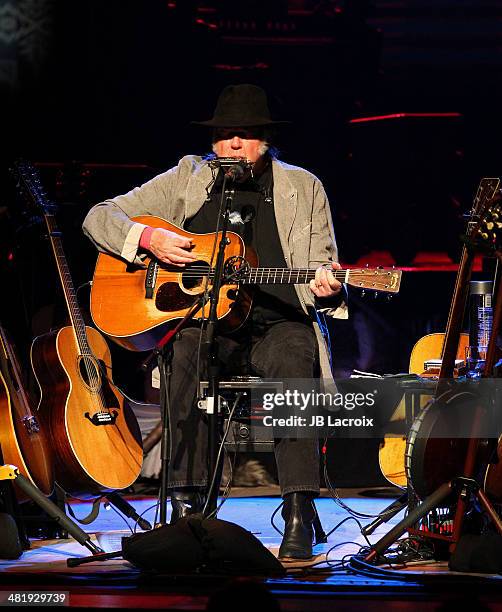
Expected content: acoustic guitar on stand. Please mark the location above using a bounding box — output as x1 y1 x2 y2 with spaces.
90 216 402 351
12 161 143 497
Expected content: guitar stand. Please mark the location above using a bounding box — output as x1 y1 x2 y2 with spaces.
363 475 502 563
362 218 502 565
363 413 502 564
63 492 153 567
0 465 103 557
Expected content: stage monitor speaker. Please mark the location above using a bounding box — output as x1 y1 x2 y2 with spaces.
0 512 23 560
122 516 285 575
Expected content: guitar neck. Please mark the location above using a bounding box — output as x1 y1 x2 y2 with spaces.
439 247 475 379
240 268 346 284
182 263 400 292
44 215 90 355
439 177 501 380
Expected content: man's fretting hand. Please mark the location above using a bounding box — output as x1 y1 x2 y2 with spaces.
149 228 197 266
309 262 343 298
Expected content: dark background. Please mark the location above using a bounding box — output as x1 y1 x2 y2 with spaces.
1 0 501 486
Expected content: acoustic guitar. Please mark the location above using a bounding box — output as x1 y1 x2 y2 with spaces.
12 161 143 496
379 177 502 488
0 323 53 501
90 216 402 351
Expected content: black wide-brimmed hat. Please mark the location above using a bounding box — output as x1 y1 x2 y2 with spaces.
193 84 287 128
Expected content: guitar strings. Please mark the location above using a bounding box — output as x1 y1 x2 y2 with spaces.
150 267 392 286
49 216 108 417
27 171 107 420
153 266 384 276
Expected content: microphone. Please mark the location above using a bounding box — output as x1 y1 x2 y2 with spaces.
208 157 252 182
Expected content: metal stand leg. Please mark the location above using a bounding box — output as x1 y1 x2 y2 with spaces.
105 492 152 531
364 482 453 562
361 492 408 537
0 466 103 556
364 476 502 563
157 345 173 526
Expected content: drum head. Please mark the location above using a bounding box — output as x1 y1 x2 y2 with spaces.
405 390 485 500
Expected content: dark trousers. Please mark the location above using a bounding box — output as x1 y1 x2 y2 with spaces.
166 321 320 496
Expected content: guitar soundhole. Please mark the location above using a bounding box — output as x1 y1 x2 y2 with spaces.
78 356 101 392
181 260 210 291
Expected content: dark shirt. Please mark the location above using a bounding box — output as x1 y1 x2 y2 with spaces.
184 160 310 330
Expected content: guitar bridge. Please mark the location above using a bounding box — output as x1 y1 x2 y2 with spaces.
85 411 119 426
145 260 158 299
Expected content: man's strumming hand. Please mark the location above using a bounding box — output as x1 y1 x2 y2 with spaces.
148 228 197 267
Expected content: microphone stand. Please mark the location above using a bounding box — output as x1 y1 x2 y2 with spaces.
203 172 236 517
144 296 210 526
137 161 246 524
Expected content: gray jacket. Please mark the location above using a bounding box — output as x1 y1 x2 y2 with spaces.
83 155 348 377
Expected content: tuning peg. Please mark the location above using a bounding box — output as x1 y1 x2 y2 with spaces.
387 294 393 301
374 291 379 299
361 289 366 298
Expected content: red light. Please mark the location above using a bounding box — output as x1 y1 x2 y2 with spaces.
196 18 217 29
7 252 14 262
349 112 462 124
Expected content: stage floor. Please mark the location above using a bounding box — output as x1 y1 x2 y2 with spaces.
1 488 501 610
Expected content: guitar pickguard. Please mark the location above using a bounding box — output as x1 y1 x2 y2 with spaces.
155 281 203 312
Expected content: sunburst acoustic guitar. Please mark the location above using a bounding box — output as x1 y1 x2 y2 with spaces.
89 216 403 351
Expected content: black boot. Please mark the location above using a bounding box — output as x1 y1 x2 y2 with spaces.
170 489 206 524
278 492 316 560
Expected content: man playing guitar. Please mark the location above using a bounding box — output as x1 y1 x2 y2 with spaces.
83 84 346 559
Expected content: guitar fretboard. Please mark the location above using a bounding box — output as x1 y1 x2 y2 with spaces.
240 268 345 284
178 265 348 284
45 215 92 356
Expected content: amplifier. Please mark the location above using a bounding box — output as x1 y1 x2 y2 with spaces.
198 377 281 452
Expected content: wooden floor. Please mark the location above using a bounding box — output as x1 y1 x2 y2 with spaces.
1 488 502 610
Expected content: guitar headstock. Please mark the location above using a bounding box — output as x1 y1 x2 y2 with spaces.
10 160 56 217
346 267 402 294
469 183 502 252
